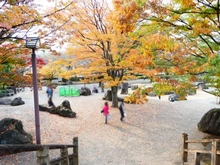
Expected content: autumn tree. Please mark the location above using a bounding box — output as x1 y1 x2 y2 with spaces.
0 0 76 87
139 0 220 86
39 60 63 82
56 0 151 107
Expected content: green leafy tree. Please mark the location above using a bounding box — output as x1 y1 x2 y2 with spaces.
132 0 220 100
205 55 220 103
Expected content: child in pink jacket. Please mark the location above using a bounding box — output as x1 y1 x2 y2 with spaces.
102 102 109 124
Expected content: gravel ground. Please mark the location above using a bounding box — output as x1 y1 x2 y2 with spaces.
0 84 219 165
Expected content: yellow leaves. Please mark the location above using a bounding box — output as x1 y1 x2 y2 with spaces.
192 21 212 35
193 63 208 73
189 75 197 82
141 33 177 52
55 59 76 67
181 0 196 8
124 87 148 104
188 17 196 25
0 4 40 31
174 0 195 8
169 66 186 75
59 71 72 79
108 79 121 87
153 80 174 96
39 61 62 79
130 53 154 69
171 14 181 21
110 0 143 33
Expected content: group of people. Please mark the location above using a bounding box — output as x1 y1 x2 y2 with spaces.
101 100 126 124
46 84 125 123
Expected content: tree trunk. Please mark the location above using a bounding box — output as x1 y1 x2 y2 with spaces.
111 86 118 107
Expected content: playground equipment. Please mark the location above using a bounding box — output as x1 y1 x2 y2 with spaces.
59 86 80 97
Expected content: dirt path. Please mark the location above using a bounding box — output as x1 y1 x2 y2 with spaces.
0 86 219 165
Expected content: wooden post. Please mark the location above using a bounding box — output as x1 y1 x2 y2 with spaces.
194 152 201 165
36 146 50 165
182 133 188 163
73 137 79 165
211 141 219 165
60 147 69 165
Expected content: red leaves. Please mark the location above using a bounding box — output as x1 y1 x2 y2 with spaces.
26 57 46 68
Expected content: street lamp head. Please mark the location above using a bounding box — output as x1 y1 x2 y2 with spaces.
26 37 40 49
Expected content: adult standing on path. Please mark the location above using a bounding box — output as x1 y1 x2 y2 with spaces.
48 97 55 107
46 85 53 98
119 100 125 122
101 82 104 93
102 102 109 124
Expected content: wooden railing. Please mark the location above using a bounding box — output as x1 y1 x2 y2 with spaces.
0 137 78 165
182 133 220 165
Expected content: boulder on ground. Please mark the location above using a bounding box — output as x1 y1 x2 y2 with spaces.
39 100 76 118
103 90 112 101
131 84 138 90
148 91 157 97
198 108 220 136
10 97 25 106
0 118 33 145
7 86 17 94
80 87 91 96
121 83 128 94
168 93 179 102
0 98 12 105
59 100 72 110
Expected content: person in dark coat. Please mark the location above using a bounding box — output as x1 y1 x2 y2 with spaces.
119 100 125 122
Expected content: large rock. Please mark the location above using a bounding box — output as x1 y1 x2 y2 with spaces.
148 91 157 97
198 108 220 135
103 90 112 101
10 97 25 106
168 93 179 102
56 100 72 111
39 100 76 118
80 87 91 96
121 83 128 94
0 98 12 105
7 86 17 94
0 118 33 144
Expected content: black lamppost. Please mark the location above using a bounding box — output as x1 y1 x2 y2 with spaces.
26 37 41 144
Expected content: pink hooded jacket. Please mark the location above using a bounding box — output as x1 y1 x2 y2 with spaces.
103 105 109 116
